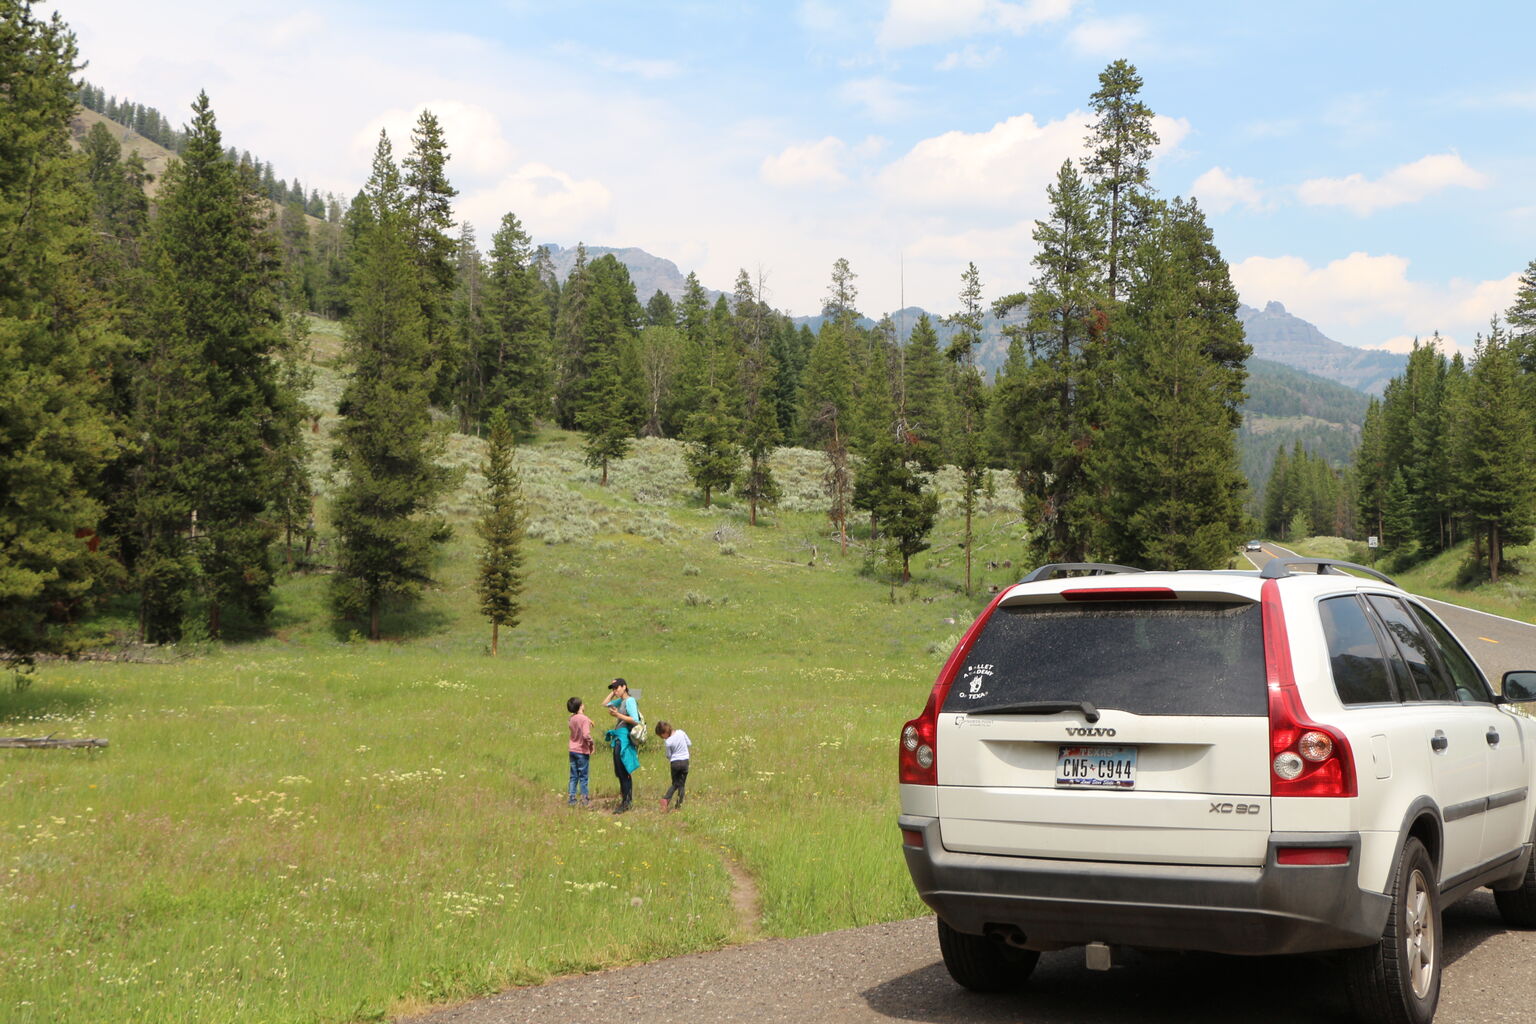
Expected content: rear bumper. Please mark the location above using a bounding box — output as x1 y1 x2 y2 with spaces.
900 815 1390 955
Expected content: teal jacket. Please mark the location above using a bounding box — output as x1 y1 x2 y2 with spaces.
605 696 641 773
605 726 641 773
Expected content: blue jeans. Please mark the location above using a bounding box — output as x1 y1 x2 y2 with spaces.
568 752 590 802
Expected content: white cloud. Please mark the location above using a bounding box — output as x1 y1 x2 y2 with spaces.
876 0 1076 50
937 45 1003 71
1190 166 1264 214
1297 153 1489 215
1230 252 1519 349
1066 15 1148 57
840 76 921 121
762 137 851 187
877 110 1188 213
457 163 614 241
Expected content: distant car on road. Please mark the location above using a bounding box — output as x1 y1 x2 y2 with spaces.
1246 539 1264 551
899 558 1536 1024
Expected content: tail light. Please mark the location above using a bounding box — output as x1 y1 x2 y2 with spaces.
899 589 1010 786
1262 579 1356 797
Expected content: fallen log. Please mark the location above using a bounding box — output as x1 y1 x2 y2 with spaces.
0 737 109 749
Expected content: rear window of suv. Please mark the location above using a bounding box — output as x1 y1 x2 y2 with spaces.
942 600 1266 717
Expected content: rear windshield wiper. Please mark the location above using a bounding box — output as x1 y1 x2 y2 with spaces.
969 700 1101 723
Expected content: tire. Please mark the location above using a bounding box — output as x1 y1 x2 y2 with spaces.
936 917 1040 992
1493 832 1536 927
1344 837 1440 1024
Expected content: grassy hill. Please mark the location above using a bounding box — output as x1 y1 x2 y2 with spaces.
68 106 179 197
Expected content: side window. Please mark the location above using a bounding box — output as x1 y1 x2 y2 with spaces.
1366 595 1456 702
1412 604 1494 703
1319 596 1397 705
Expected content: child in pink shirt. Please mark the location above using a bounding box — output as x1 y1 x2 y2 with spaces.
566 697 594 807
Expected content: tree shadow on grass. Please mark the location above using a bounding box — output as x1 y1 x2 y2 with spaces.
0 683 107 728
325 602 457 643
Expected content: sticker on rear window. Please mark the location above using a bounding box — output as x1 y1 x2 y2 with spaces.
954 663 994 701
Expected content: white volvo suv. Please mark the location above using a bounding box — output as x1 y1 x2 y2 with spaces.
898 559 1536 1024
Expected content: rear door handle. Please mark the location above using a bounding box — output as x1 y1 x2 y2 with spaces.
1431 732 1449 753
1487 728 1501 747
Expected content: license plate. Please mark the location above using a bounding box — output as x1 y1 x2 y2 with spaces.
1056 745 1137 789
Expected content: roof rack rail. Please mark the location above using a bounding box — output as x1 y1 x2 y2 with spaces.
1020 562 1145 584
1258 557 1398 588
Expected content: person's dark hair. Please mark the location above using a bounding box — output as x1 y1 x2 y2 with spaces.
655 720 672 737
566 696 582 714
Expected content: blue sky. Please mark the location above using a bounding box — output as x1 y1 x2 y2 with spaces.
55 0 1536 354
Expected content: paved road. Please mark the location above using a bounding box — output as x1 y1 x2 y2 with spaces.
406 899 1536 1024
403 550 1536 1024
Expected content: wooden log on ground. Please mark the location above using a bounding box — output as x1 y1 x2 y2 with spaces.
0 737 109 749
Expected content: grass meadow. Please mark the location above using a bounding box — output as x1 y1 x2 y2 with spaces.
2 345 1033 1023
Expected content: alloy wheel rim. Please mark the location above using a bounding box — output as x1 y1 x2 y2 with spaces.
1404 868 1436 999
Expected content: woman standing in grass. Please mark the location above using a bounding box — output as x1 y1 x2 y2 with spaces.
604 678 642 814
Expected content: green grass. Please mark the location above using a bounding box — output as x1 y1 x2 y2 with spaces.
2 422 1028 1024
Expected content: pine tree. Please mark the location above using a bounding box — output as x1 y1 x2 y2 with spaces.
1381 470 1414 550
901 314 950 444
272 311 315 566
853 438 938 582
1452 323 1536 581
821 406 852 554
482 212 549 435
143 92 286 638
645 289 676 327
734 270 781 525
552 243 591 427
669 270 712 431
1354 397 1388 544
446 222 488 431
1082 59 1159 303
330 133 452 639
476 408 526 655
402 110 459 407
0 1 117 664
992 159 1105 564
1092 198 1250 569
683 381 740 507
944 262 990 594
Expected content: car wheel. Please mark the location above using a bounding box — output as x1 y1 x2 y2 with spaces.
1344 837 1440 1024
936 917 1039 992
1493 827 1536 927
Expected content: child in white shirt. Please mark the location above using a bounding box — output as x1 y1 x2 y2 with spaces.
656 721 691 811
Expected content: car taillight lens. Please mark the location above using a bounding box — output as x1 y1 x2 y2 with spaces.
1262 579 1357 798
900 588 1011 788
899 714 937 785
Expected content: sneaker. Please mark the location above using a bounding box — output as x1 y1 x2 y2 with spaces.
659 798 669 812
612 801 631 814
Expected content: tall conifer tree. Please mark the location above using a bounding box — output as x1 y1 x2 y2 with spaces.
483 212 549 435
476 408 526 655
142 91 285 638
0 1 117 662
1092 199 1249 569
330 133 452 639
992 160 1105 563
1082 59 1159 303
